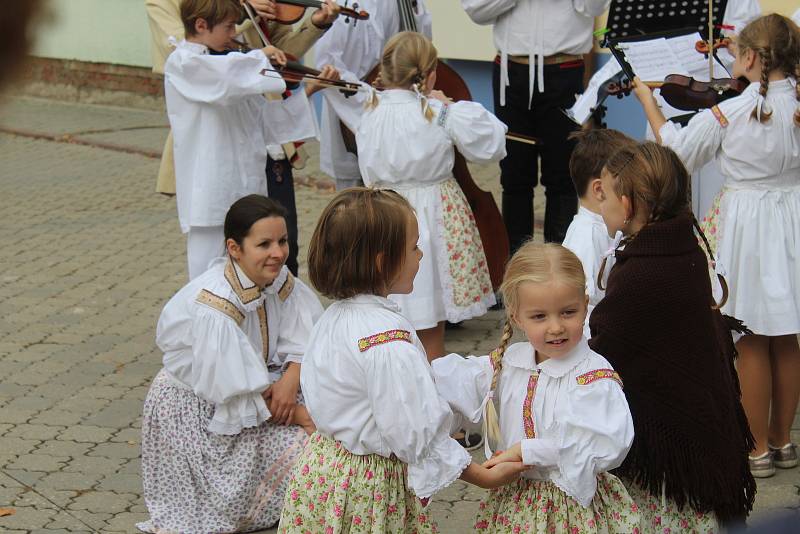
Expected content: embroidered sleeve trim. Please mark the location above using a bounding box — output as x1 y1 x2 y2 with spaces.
522 373 539 439
436 103 450 127
358 329 412 352
575 369 623 388
196 289 245 326
711 105 729 128
278 272 295 302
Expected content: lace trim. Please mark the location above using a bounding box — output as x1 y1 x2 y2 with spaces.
278 272 295 302
224 258 262 304
195 289 244 325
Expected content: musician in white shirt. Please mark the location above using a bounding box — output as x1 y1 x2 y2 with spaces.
461 0 610 247
314 0 431 190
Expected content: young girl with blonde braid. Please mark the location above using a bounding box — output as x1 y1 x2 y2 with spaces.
589 142 755 530
355 31 507 360
432 243 639 533
632 13 800 479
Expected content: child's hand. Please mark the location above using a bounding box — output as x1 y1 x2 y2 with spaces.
481 461 528 489
262 45 287 66
311 0 341 27
427 89 452 104
631 76 654 104
482 442 523 468
305 65 342 96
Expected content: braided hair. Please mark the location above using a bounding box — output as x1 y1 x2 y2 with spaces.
483 243 586 448
736 14 800 125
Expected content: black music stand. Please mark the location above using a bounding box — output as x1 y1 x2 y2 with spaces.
605 0 729 43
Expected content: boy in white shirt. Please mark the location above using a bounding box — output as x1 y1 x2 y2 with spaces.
562 129 635 337
165 0 315 279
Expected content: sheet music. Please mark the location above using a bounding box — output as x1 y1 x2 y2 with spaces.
665 32 728 81
567 56 622 125
621 38 689 81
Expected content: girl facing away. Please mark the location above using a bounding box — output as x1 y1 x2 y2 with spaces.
633 13 800 480
432 243 640 533
355 31 507 359
278 188 527 533
589 142 755 531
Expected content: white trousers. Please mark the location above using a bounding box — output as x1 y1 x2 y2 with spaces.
187 226 225 280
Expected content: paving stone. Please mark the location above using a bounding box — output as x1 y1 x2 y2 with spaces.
0 408 38 424
0 506 58 530
6 453 70 472
111 428 140 444
68 490 137 514
96 473 143 494
58 425 115 443
0 436 41 455
2 468 46 487
29 410 85 426
33 439 93 458
89 442 140 460
38 471 101 491
6 423 66 441
64 455 126 475
104 511 151 532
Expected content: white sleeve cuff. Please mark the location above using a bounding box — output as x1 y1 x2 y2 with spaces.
521 438 559 467
407 436 472 499
207 392 270 435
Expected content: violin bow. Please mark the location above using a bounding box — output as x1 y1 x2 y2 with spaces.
242 1 271 47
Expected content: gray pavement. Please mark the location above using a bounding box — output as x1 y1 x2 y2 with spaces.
0 95 797 533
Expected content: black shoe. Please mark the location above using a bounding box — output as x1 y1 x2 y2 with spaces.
453 430 484 451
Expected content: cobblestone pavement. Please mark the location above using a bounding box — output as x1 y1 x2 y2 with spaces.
0 96 798 533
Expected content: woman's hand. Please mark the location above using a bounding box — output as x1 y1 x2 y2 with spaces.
243 0 277 20
263 363 300 424
262 45 287 66
482 442 523 468
311 0 341 27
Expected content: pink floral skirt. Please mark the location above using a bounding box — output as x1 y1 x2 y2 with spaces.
474 472 640 533
279 432 437 533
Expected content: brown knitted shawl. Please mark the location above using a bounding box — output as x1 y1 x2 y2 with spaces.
589 214 755 525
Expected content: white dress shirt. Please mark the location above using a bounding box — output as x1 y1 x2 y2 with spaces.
461 0 609 105
313 0 432 182
165 40 316 232
157 257 323 435
561 206 612 338
301 294 472 499
432 339 633 507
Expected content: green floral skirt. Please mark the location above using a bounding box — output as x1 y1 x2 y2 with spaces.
278 432 437 533
623 479 719 534
474 472 640 533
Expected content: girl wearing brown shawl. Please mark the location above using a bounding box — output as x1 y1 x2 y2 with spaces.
589 142 755 530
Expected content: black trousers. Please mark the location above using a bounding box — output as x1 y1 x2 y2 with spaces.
266 156 299 276
493 59 583 250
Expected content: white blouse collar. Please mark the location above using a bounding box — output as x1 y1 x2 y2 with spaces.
577 205 604 224
223 257 289 309
380 89 419 103
536 338 591 378
177 39 208 54
344 294 402 314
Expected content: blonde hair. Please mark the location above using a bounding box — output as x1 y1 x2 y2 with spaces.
483 243 586 447
307 188 415 300
368 31 438 121
735 13 800 125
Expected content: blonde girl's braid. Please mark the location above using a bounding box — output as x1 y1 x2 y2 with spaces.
482 320 514 447
752 47 773 123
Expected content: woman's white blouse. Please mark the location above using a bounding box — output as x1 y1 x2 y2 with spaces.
432 339 633 507
659 79 800 188
157 258 323 435
301 294 472 499
356 90 507 187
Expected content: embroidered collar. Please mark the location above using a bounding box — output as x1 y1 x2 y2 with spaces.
344 294 402 314
536 338 591 378
223 257 292 308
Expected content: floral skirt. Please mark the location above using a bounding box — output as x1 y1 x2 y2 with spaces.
474 473 640 533
278 432 437 533
699 189 724 260
137 369 308 534
622 479 719 533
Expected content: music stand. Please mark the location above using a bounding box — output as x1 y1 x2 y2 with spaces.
605 0 729 43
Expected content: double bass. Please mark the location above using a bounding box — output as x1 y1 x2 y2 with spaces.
339 0 510 289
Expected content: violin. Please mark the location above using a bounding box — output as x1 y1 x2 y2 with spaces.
245 0 368 26
603 73 748 112
695 37 731 55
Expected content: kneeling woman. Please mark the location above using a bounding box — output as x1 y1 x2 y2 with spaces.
138 195 323 533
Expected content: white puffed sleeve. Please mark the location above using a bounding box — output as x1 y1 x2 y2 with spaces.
659 109 725 174
461 0 517 25
261 89 319 146
276 279 324 365
440 100 507 163
530 377 633 507
431 354 492 425
364 344 472 499
166 48 286 105
189 306 272 435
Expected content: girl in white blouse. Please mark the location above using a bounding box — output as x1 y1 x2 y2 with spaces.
279 188 527 534
632 14 800 478
139 195 323 533
355 31 507 359
432 243 640 533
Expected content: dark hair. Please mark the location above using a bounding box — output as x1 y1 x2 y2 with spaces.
308 188 415 299
1 0 46 90
569 129 636 197
180 0 242 37
224 194 287 245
